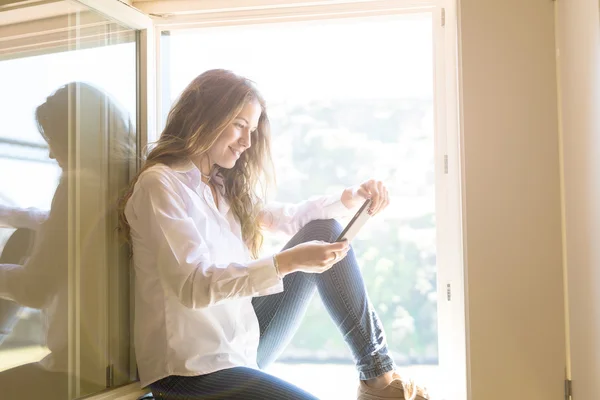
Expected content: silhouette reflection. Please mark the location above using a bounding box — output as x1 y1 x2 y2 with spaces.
0 82 134 399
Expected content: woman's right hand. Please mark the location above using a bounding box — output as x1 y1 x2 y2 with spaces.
275 240 350 276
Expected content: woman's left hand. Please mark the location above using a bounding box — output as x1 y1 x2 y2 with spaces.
341 179 390 216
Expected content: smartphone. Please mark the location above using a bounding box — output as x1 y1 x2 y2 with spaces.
336 199 372 242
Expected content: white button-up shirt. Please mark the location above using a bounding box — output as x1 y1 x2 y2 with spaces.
125 161 351 387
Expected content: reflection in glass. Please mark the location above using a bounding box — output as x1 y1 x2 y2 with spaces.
0 3 137 399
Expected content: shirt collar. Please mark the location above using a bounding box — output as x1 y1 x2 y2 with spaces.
171 159 225 182
171 158 198 174
171 159 201 189
171 159 230 213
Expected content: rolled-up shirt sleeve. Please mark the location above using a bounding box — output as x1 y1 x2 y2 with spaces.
0 205 49 231
128 172 283 309
259 193 353 236
0 182 67 308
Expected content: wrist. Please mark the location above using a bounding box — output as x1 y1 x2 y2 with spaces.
274 250 294 277
341 187 354 209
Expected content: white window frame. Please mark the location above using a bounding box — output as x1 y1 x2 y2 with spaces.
71 3 154 397
70 2 154 395
147 1 466 399
75 0 467 398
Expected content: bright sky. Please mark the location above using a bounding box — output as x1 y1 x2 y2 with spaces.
167 13 433 104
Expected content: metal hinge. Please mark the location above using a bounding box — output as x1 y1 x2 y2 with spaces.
441 8 446 27
446 283 452 301
564 379 572 400
444 154 449 174
106 364 114 388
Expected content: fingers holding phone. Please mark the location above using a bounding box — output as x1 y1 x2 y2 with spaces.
342 179 390 216
275 240 350 276
328 241 351 265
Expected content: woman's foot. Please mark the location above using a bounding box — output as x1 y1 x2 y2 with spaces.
357 371 430 400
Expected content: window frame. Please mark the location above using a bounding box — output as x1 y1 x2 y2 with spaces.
73 0 466 398
151 1 466 398
73 1 155 393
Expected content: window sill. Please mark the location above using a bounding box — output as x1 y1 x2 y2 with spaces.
79 382 149 400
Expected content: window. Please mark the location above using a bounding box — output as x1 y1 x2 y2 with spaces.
161 13 440 399
0 1 138 398
1 2 464 399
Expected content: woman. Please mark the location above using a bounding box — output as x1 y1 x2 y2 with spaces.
119 69 429 400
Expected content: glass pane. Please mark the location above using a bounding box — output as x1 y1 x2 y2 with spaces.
163 13 439 399
0 2 137 398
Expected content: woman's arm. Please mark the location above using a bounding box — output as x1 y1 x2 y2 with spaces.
0 263 53 308
0 183 68 308
129 171 284 309
260 178 391 236
258 193 353 236
0 219 64 308
0 205 49 231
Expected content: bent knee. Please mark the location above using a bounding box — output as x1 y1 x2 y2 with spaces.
300 219 343 242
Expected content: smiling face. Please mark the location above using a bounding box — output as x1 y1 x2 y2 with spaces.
206 99 262 170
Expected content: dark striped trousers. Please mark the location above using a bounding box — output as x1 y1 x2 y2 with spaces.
149 219 395 399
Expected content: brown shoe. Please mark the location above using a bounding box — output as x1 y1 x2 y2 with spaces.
356 372 430 400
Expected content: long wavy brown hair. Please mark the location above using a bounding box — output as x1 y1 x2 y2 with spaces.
118 69 273 258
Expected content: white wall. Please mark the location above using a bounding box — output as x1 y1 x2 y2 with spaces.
458 0 566 398
556 0 600 399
